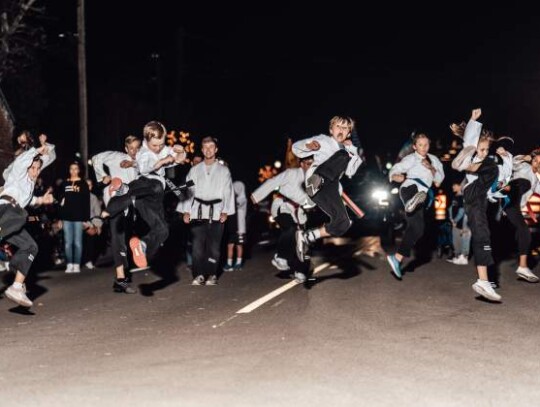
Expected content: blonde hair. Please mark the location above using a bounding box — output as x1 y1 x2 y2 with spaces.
124 135 140 147
143 121 167 141
329 116 355 133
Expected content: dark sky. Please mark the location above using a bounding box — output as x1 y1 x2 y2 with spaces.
40 2 540 185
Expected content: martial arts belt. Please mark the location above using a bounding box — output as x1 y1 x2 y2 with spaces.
409 178 435 208
194 197 222 223
342 192 365 218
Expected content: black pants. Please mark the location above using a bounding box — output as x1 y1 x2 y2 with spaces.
275 213 309 275
505 178 532 256
0 204 38 276
190 220 224 278
464 159 499 266
397 184 425 258
107 178 168 261
314 149 351 182
109 212 129 269
0 203 27 240
311 149 353 237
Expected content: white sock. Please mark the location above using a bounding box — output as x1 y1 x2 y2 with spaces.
227 259 233 266
13 282 23 289
236 257 242 264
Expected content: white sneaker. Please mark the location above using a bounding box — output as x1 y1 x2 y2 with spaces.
454 254 469 265
5 284 33 307
472 279 502 302
72 264 81 273
404 191 427 213
271 254 290 271
65 263 74 273
516 267 540 283
84 261 95 270
294 272 307 283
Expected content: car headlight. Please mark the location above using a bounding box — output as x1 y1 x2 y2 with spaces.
371 189 389 206
371 190 388 200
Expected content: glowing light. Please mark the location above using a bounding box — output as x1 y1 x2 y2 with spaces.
385 162 392 170
274 160 282 169
391 188 399 194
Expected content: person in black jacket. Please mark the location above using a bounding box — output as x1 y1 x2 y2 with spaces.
59 161 90 274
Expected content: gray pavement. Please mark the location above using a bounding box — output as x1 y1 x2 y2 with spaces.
2 242 540 407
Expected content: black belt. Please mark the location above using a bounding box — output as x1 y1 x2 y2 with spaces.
194 197 222 222
0 195 20 208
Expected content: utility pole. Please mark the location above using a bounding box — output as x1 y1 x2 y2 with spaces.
77 0 88 167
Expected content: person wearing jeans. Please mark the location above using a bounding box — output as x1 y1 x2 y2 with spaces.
59 161 90 274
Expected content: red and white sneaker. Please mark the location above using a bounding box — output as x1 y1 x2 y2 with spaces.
129 237 147 268
108 177 128 198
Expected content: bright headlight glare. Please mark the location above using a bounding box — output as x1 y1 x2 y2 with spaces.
372 190 389 200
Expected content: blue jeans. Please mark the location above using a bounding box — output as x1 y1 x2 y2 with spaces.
63 220 83 264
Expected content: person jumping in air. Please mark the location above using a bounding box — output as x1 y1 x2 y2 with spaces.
291 116 363 261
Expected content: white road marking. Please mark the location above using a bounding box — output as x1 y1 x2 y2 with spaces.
236 262 331 314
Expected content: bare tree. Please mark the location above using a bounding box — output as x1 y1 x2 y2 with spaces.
0 0 45 82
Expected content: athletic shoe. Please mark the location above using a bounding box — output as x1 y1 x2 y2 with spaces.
516 267 540 283
233 262 243 271
65 263 74 273
192 275 205 286
404 191 427 213
5 284 33 307
113 279 137 294
109 177 129 198
129 237 148 269
271 254 290 271
294 271 307 283
386 254 402 279
84 261 95 270
305 174 324 197
295 230 308 262
72 264 81 273
447 254 468 265
472 279 502 302
206 275 218 286
223 264 234 272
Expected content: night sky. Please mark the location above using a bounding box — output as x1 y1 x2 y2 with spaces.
22 3 540 186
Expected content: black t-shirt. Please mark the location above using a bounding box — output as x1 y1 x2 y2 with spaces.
59 179 90 221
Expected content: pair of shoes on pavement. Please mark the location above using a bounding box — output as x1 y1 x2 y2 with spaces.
305 173 324 198
192 275 218 286
65 263 81 273
4 283 33 307
404 191 427 213
223 262 243 272
516 267 539 283
271 254 290 271
472 279 502 302
446 254 469 265
113 278 137 294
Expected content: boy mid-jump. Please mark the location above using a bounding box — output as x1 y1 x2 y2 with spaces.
292 115 363 260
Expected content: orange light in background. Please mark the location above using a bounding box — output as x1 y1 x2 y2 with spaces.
434 192 447 220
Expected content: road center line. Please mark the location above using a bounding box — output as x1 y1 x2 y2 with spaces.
236 262 331 314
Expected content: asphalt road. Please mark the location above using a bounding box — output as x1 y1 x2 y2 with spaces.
2 240 540 407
